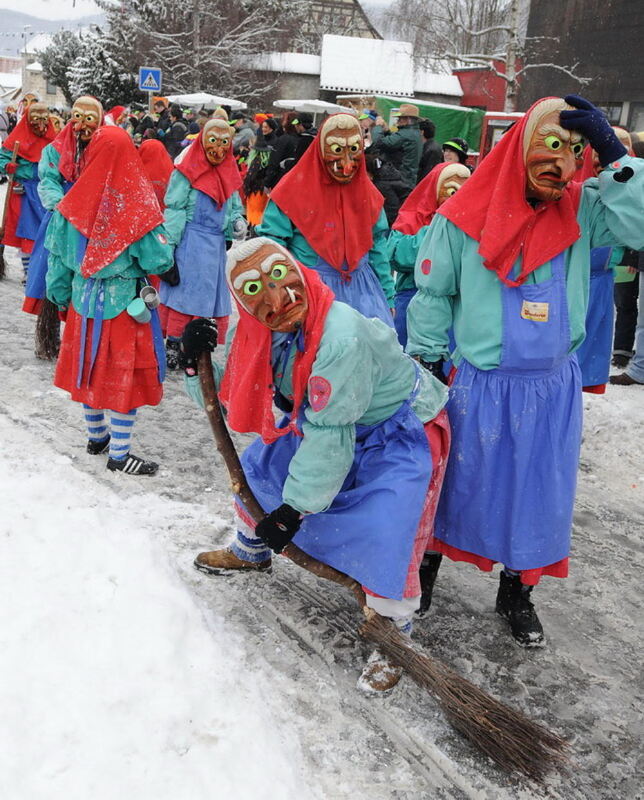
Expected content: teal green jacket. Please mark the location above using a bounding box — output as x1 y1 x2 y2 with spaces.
45 212 174 319
371 123 423 187
163 170 244 245
388 225 431 293
37 144 67 210
407 156 644 369
0 149 37 182
184 302 447 514
256 200 395 305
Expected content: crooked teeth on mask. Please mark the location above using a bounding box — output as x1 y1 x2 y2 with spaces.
286 287 296 303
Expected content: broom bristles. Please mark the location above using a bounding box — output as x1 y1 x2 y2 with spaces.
34 298 60 360
360 612 569 782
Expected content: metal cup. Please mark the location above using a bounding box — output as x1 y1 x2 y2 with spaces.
140 284 160 309
127 297 151 324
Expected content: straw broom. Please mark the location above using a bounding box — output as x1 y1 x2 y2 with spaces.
197 352 569 781
34 298 60 360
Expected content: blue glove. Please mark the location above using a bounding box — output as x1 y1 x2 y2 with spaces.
560 95 626 168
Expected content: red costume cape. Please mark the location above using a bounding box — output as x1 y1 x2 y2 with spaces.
57 127 164 278
269 116 383 272
438 98 583 287
176 134 241 207
53 110 105 183
219 264 334 445
2 113 56 163
392 162 453 235
139 139 174 209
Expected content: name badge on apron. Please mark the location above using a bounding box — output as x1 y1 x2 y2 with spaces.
520 300 549 322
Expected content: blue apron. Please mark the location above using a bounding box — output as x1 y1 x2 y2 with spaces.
25 180 74 302
435 252 582 570
394 287 416 347
159 190 231 318
240 366 431 599
314 254 394 328
576 246 614 387
16 170 47 242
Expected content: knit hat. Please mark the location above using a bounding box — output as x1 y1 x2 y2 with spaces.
442 137 469 163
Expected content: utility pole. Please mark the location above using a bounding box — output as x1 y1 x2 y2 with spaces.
192 0 201 89
504 0 520 112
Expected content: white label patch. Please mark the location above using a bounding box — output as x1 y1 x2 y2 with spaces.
520 300 549 322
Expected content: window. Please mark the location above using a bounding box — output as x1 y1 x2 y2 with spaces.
46 78 57 96
628 103 644 134
596 103 622 125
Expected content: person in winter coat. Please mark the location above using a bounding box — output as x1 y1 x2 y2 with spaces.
364 152 408 227
243 119 278 227
442 137 469 165
0 101 10 144
0 102 56 281
154 100 171 139
611 248 644 385
264 112 299 189
417 119 443 183
256 113 395 325
158 118 246 368
291 112 317 167
388 162 470 348
371 103 423 190
164 105 188 159
407 95 644 646
45 127 174 475
181 237 451 693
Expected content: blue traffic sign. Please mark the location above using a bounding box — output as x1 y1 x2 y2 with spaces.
138 67 162 93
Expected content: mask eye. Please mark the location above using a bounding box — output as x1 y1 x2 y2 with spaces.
329 143 342 154
270 264 288 280
207 136 217 144
72 111 82 120
243 280 262 297
349 143 361 153
220 138 229 146
544 135 563 151
572 141 584 157
446 187 457 196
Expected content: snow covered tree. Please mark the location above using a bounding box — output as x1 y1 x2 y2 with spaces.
38 31 84 106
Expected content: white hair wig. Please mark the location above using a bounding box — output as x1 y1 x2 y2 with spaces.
226 236 299 292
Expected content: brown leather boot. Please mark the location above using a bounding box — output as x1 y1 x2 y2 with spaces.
357 649 403 694
193 547 272 576
609 372 643 386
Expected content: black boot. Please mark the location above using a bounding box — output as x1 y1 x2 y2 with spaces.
87 435 110 455
415 553 443 618
495 571 545 647
107 453 159 476
166 338 180 371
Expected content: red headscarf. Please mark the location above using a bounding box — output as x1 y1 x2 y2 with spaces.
52 97 105 183
269 114 384 272
57 126 164 278
219 248 334 445
105 105 126 125
439 97 583 287
392 162 468 235
2 111 56 163
176 120 241 207
139 139 174 208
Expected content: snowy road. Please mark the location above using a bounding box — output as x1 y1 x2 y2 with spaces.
0 247 642 800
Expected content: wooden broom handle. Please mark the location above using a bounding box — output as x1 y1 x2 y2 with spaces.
197 352 366 607
0 140 20 238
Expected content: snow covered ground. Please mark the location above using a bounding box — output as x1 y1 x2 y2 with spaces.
0 245 642 800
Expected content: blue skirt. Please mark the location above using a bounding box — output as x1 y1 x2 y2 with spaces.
435 356 582 569
241 403 431 599
24 210 53 302
577 268 614 387
16 178 46 242
314 258 394 328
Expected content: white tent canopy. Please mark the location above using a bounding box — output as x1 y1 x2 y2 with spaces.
272 99 350 115
166 92 247 110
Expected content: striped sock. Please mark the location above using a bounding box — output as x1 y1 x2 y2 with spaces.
20 251 30 281
108 409 137 460
229 511 272 563
83 404 108 441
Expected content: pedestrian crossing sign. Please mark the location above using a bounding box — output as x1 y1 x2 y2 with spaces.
138 67 162 93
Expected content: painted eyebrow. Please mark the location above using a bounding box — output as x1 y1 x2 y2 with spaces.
538 124 571 141
233 268 261 289
260 253 285 273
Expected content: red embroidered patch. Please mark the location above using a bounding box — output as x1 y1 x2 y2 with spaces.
612 161 621 169
421 259 432 275
157 233 168 244
308 376 332 412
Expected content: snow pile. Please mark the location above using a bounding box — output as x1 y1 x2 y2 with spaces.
0 415 308 800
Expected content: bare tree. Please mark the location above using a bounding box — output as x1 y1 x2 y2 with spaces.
385 0 591 111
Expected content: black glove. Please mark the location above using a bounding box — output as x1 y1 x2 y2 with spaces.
255 503 302 554
160 263 180 286
560 95 627 168
419 357 448 385
179 318 218 375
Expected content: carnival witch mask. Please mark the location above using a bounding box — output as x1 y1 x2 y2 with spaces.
228 239 309 332
320 114 363 184
523 100 584 203
203 119 232 166
437 163 470 206
28 103 50 137
71 96 103 143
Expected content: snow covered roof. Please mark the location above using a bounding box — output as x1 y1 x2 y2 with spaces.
414 68 463 98
0 72 21 89
26 61 43 73
320 35 414 96
250 52 321 76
